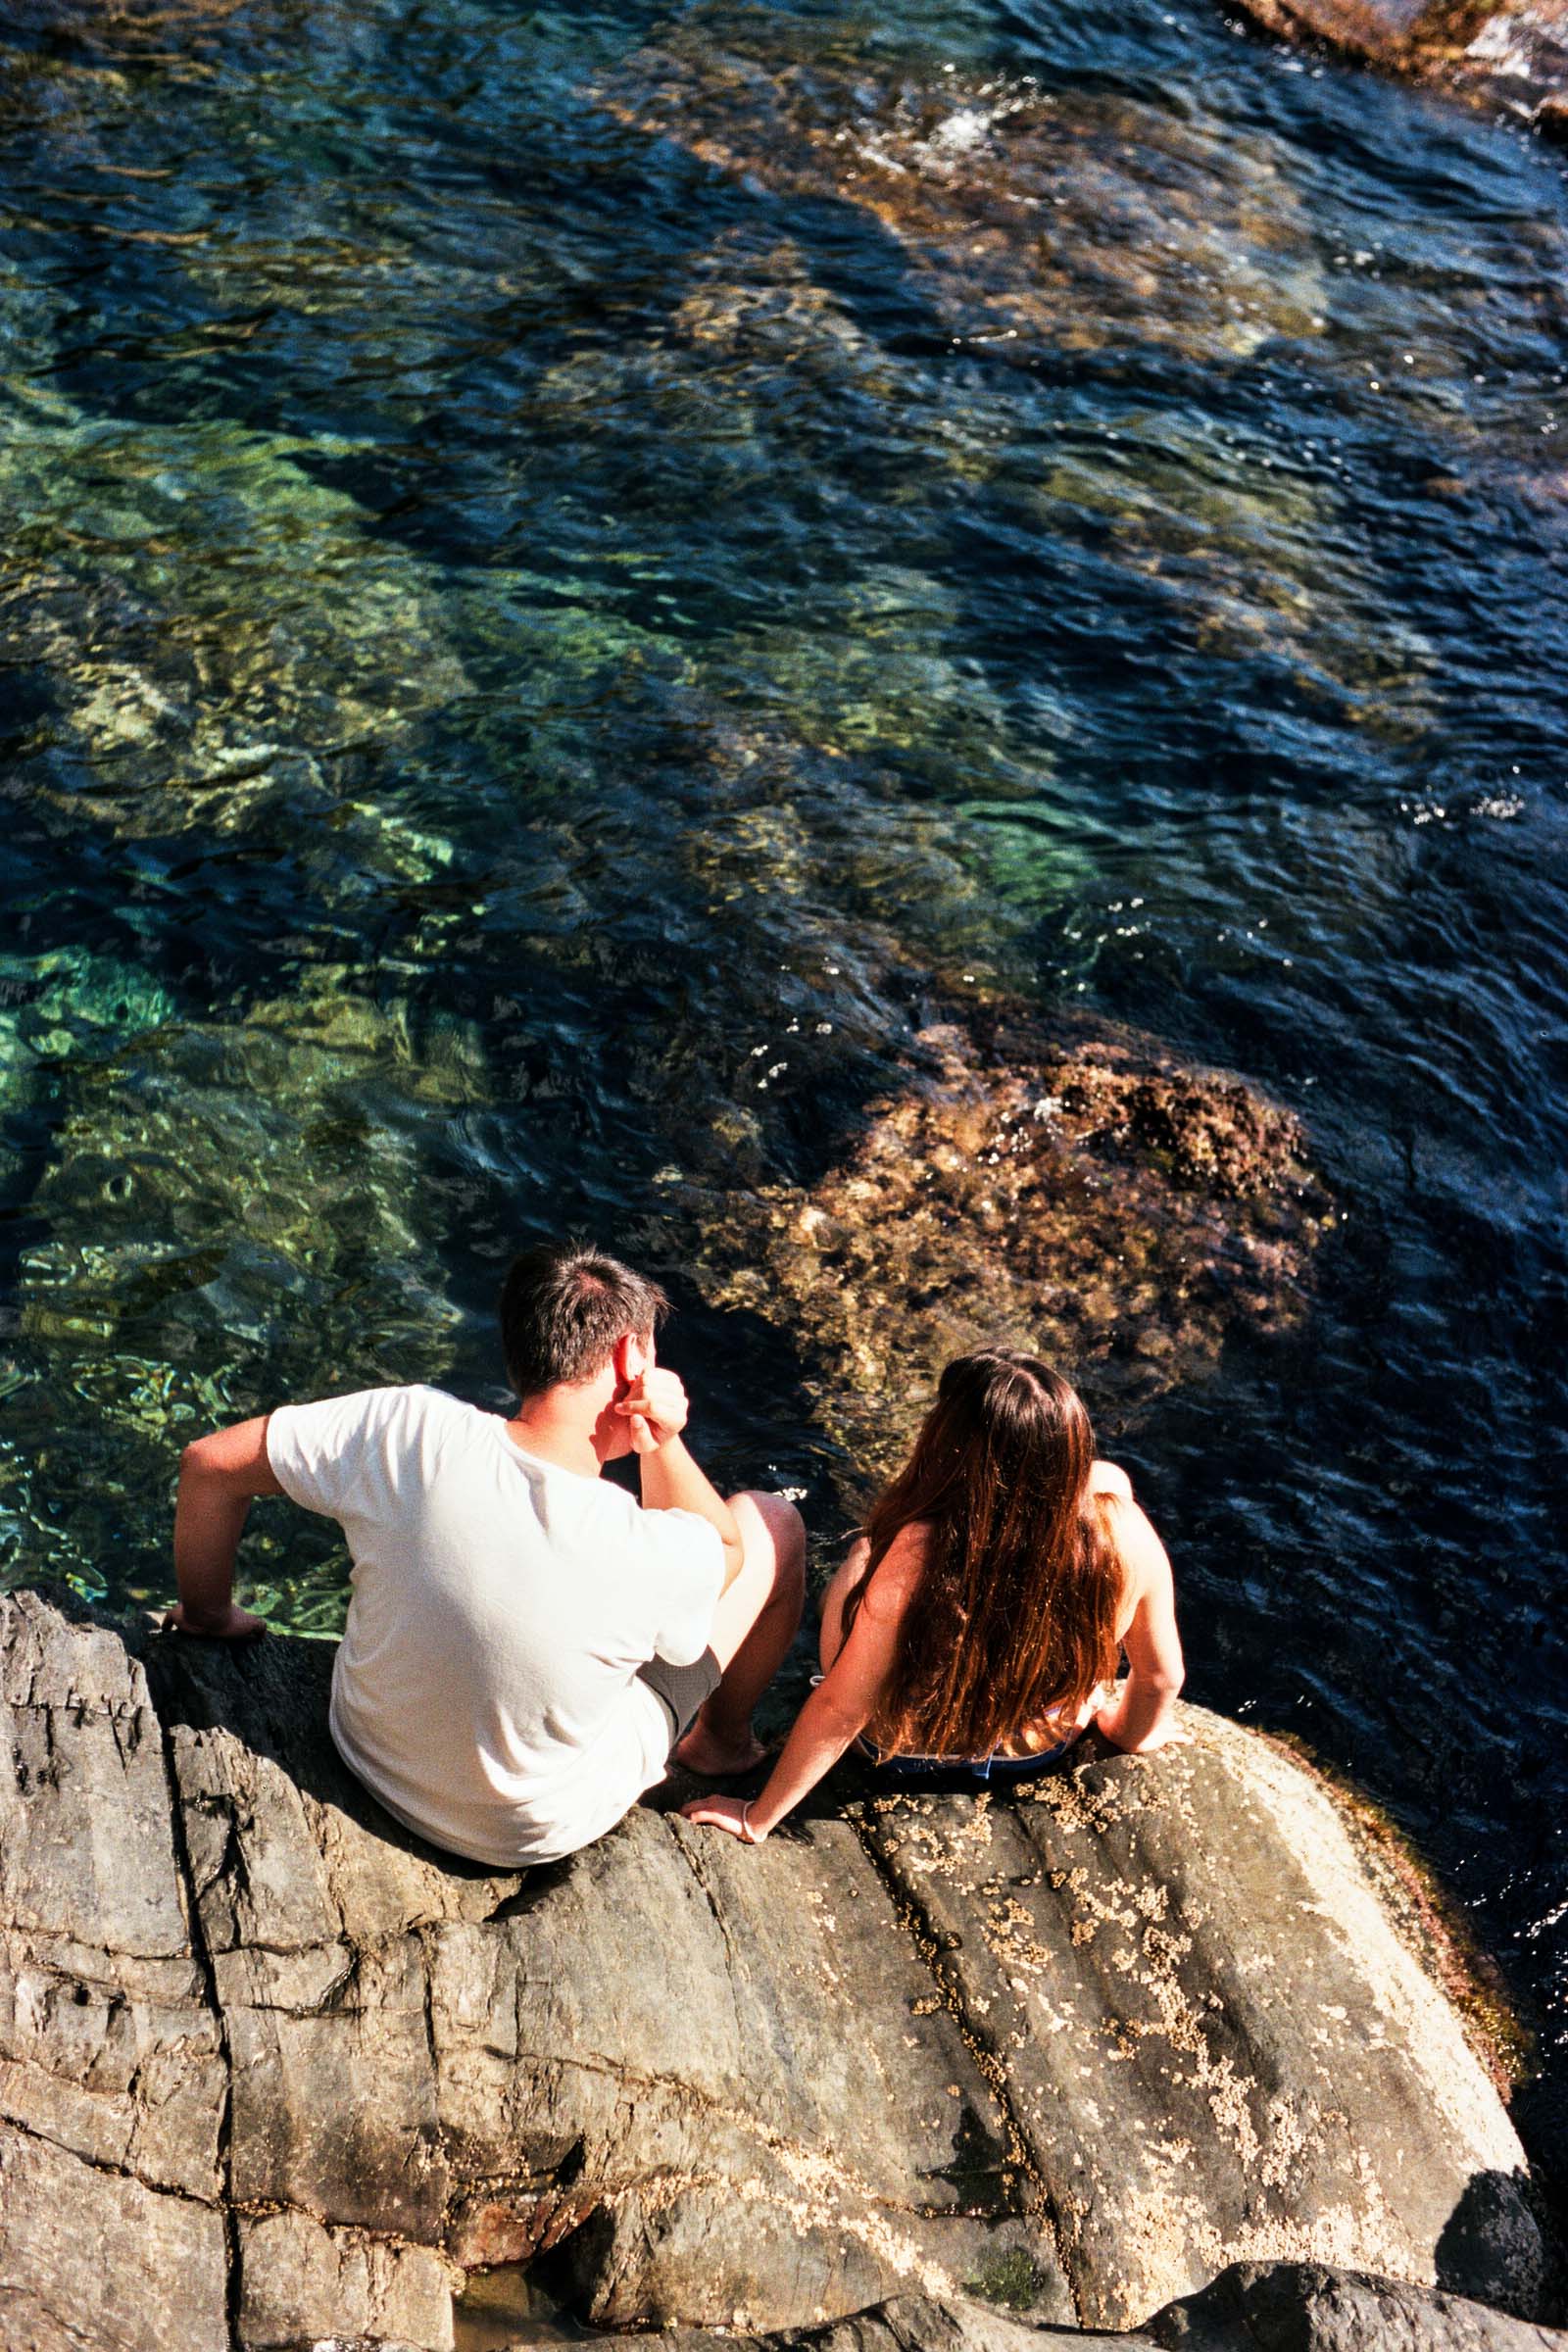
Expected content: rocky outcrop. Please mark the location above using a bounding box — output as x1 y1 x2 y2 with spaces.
0 1591 1547 2351
1140 2261 1568 2346
1226 0 1568 126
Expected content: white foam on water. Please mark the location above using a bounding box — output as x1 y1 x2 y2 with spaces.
929 105 995 154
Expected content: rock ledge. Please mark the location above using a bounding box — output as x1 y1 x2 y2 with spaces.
0 1591 1548 2351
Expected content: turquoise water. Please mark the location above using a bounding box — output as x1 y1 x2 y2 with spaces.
2 0 1567 2175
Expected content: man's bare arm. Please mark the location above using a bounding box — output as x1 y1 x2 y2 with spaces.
617 1369 745 1590
169 1415 283 1639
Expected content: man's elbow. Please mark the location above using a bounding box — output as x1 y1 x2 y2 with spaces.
179 1435 219 1482
179 1427 270 1495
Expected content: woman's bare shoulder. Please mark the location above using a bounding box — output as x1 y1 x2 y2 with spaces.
1090 1464 1172 1609
1090 1458 1134 1502
861 1520 930 1616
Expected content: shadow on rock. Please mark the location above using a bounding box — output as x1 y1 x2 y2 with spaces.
1438 2171 1555 2319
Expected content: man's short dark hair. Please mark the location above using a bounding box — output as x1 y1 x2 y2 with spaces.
500 1241 670 1398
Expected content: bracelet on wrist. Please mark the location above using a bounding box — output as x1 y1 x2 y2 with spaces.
740 1799 761 1844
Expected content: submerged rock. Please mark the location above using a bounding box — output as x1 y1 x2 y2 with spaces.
600 17 1327 368
0 1592 1544 2349
1 967 488 1611
687 1000 1331 1479
3 392 469 844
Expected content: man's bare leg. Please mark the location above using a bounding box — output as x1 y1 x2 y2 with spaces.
673 1490 807 1776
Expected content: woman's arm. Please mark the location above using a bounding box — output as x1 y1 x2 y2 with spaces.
816 1532 870 1673
682 1530 922 1842
167 1415 283 1639
1094 1494 1186 1753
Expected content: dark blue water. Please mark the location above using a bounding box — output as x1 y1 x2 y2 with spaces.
2 0 1566 2189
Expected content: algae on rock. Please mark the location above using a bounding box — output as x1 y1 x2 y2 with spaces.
3 390 469 845
3 972 487 1619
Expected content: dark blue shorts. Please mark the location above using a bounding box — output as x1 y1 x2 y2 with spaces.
858 1729 1083 1789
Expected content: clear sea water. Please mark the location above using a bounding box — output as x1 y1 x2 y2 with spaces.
2 0 1566 2192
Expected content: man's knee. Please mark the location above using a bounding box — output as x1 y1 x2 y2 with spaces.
730 1490 806 1599
706 1493 807 1673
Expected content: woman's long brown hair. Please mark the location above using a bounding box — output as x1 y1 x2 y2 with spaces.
843 1349 1123 1758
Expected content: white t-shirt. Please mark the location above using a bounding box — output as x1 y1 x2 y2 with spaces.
266 1384 725 1866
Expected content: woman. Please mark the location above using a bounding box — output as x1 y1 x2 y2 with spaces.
681 1348 1185 1845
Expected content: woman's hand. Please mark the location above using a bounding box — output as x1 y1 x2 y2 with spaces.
680 1794 763 1842
686 1547 911 1842
1093 1704 1190 1753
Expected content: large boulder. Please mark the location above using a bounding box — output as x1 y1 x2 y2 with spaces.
0 1591 1547 2350
1143 2261 1568 2346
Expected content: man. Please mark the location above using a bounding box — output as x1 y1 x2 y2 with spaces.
168 1241 806 1867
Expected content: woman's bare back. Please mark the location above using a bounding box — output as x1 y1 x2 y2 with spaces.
819 1460 1158 1757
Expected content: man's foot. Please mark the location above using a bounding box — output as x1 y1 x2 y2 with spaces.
671 1718 769 1777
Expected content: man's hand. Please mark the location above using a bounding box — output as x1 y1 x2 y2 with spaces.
614 1368 690 1454
163 1602 268 1642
